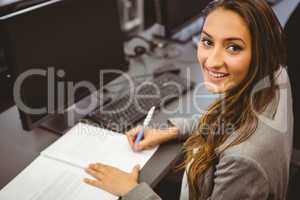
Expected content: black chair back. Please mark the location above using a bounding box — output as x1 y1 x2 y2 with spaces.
285 4 300 200
285 3 300 150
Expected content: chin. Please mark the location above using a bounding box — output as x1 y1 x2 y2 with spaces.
203 77 227 93
206 85 226 93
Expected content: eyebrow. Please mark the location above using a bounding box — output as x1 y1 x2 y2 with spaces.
202 30 246 45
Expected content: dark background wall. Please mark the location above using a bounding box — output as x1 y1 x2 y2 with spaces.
144 0 156 29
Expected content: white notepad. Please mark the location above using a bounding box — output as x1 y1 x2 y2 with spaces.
0 123 158 200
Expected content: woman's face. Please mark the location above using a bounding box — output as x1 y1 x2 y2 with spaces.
198 8 252 93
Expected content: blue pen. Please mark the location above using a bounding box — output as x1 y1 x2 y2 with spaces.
135 106 155 144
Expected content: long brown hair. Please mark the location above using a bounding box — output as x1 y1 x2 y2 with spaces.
181 0 286 198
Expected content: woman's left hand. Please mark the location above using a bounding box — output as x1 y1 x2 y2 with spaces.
83 163 140 197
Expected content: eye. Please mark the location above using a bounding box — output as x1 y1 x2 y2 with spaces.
227 44 243 53
200 38 213 48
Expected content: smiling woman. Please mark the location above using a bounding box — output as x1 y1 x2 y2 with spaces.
83 0 293 200
198 7 252 93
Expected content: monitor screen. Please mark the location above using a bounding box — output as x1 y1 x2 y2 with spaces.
160 0 211 37
0 0 128 130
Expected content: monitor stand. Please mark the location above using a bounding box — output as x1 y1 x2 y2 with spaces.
39 94 111 135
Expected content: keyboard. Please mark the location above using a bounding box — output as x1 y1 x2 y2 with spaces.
87 72 194 132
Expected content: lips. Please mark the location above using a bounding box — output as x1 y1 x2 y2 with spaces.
205 67 230 80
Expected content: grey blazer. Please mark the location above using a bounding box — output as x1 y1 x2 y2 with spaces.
122 68 294 200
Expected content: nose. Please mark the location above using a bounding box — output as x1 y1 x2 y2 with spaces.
205 47 224 69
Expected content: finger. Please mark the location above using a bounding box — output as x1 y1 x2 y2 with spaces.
126 127 141 138
93 163 118 174
126 132 135 149
90 163 108 171
126 127 141 148
85 168 104 180
83 178 103 189
135 139 155 151
131 165 140 180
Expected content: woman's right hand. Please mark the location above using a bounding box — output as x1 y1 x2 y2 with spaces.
126 126 179 152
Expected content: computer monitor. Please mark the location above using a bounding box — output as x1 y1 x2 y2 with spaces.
157 0 211 42
0 0 128 132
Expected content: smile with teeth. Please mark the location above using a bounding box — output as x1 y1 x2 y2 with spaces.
207 69 229 78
